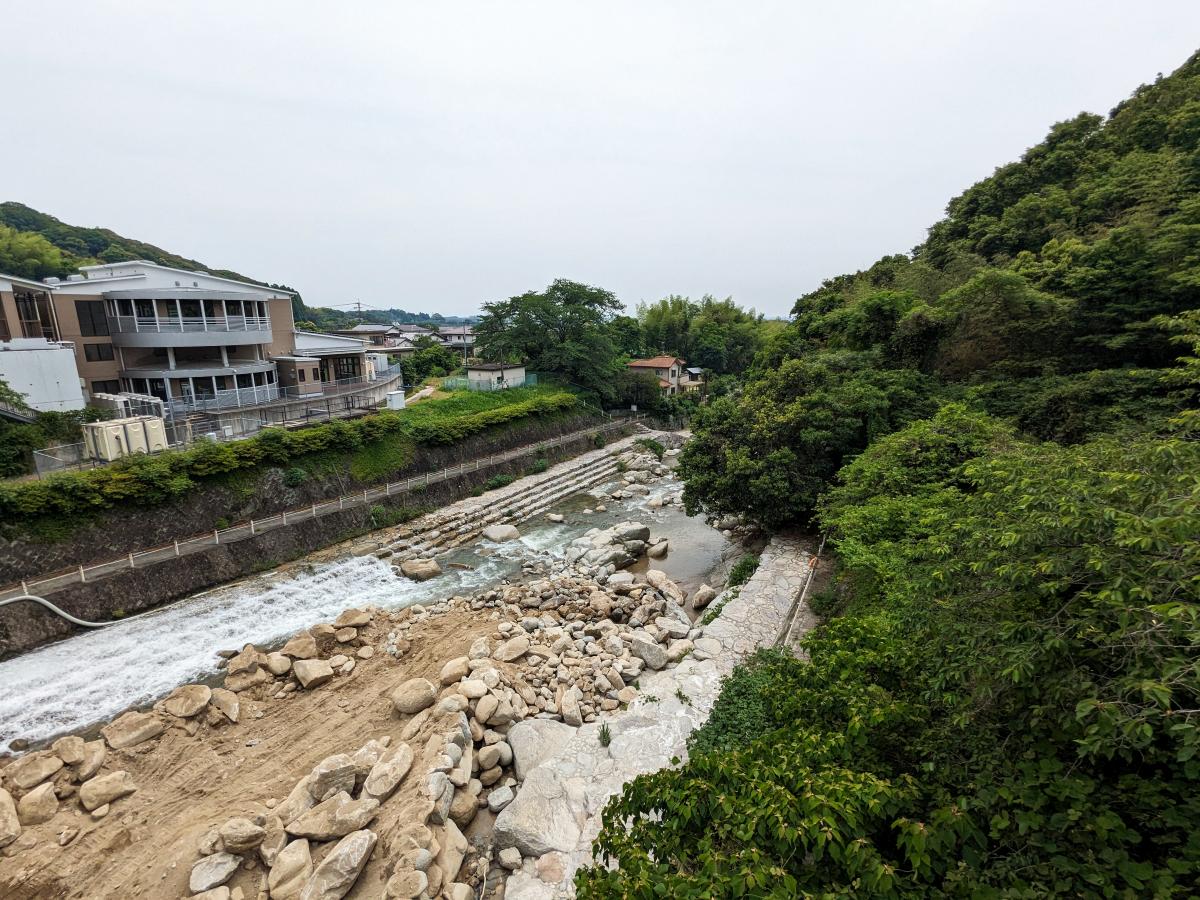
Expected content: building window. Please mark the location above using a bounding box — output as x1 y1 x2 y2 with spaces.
76 300 110 337
91 379 121 394
16 291 57 340
298 369 306 382
312 368 320 381
84 343 115 362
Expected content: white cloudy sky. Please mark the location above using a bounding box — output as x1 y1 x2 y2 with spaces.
5 2 1200 317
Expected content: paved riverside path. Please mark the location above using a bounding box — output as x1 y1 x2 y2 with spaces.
494 532 818 899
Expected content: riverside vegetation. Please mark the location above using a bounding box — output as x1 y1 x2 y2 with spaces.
0 386 581 531
577 51 1200 897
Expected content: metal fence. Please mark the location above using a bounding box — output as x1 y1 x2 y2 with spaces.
1 416 644 603
441 373 538 392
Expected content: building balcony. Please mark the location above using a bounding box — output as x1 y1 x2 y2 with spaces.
107 315 272 348
121 359 277 381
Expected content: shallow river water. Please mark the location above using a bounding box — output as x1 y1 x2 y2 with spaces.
0 475 732 751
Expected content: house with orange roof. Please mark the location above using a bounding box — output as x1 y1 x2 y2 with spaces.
626 355 690 395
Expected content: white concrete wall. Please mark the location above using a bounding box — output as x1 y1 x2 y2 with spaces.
0 338 86 411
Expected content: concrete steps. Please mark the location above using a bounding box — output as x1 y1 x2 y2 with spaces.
383 442 630 563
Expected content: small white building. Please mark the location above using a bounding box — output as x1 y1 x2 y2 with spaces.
0 337 86 412
466 362 526 390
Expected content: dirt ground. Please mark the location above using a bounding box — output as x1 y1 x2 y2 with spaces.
0 606 498 900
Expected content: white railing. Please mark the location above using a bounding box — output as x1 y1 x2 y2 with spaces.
279 363 404 399
166 383 281 414
108 315 272 334
0 416 645 603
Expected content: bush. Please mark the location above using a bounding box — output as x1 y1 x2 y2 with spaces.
634 437 665 460
283 467 308 487
726 554 759 588
483 473 515 491
0 386 581 525
524 457 549 475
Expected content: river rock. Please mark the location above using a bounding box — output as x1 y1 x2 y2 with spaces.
281 632 319 659
209 688 240 724
7 753 64 790
362 743 414 802
79 770 137 811
506 720 575 781
293 659 335 689
458 679 488 699
439 656 471 685
391 678 436 714
468 637 491 659
309 754 357 801
191 889 231 900
494 634 531 662
190 852 241 893
559 688 584 727
629 634 668 670
494 765 583 857
612 522 651 543
276 775 317 825
226 644 263 676
219 816 266 853
386 868 428 898
266 652 293 676
488 785 515 812
268 837 312 899
162 684 212 718
50 735 86 766
0 789 18 849
546 513 564 523
101 711 165 750
437 819 469 884
334 608 372 628
299 828 376 900
647 540 669 558
482 524 520 542
692 584 717 609
259 815 287 866
499 846 522 870
647 569 687 604
75 740 106 781
286 792 378 841
400 559 442 581
16 783 57 826
225 667 271 692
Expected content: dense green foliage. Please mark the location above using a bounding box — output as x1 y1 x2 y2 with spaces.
0 386 579 525
725 553 760 589
580 51 1200 898
0 379 110 477
474 281 779 408
475 279 626 401
400 335 461 384
680 52 1200 528
637 295 784 375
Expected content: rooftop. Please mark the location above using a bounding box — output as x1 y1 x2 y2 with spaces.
628 355 686 368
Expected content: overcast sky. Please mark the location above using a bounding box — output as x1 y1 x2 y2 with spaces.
5 3 1199 318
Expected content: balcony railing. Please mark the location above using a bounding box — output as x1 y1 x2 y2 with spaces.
279 363 404 399
165 383 281 415
108 315 272 334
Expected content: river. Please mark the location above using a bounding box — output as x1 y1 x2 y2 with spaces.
0 475 734 751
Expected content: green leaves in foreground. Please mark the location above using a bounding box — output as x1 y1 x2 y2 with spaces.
577 422 1200 897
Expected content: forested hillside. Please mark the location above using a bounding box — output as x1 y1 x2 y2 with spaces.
577 51 1200 897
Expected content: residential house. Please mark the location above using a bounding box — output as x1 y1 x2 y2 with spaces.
626 355 688 395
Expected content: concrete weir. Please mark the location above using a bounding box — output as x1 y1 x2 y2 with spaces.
493 533 818 899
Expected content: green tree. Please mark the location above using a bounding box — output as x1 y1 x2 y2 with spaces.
475 279 624 400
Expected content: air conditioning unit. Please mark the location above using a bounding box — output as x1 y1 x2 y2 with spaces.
83 416 169 462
